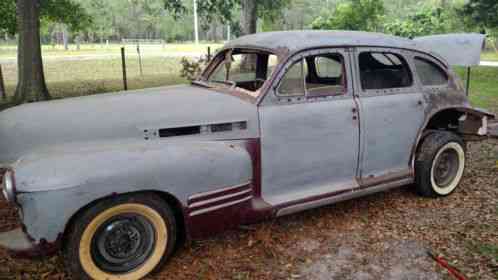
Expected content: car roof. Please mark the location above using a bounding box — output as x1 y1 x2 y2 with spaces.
224 30 440 60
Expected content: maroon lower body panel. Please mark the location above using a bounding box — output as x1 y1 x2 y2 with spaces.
186 139 273 239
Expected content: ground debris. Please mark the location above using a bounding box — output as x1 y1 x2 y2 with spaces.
0 140 497 279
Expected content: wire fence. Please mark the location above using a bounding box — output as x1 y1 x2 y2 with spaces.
0 36 496 103
0 42 220 102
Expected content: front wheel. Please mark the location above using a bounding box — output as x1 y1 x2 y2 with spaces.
64 194 177 280
415 131 466 197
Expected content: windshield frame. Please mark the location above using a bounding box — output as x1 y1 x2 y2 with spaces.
196 47 281 103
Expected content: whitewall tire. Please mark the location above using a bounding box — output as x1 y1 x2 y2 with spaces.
64 194 177 280
415 131 466 197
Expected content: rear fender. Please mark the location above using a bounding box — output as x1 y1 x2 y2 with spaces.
410 106 495 169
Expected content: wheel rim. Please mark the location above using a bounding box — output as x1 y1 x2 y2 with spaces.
430 142 465 195
433 149 460 188
91 214 156 273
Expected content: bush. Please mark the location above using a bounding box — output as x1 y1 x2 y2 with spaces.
179 57 209 81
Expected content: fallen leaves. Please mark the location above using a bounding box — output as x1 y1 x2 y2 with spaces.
0 140 496 279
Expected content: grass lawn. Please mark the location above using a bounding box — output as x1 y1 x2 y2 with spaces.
0 43 224 59
1 57 188 103
482 51 498 61
455 66 498 114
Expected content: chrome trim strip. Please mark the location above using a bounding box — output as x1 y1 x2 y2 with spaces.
189 188 253 208
188 181 252 201
189 195 253 217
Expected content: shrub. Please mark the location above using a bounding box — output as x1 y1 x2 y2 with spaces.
179 56 209 81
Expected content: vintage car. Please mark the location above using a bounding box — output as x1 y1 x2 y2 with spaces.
0 31 494 279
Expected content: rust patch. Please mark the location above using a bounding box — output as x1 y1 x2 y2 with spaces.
7 232 62 259
422 90 468 117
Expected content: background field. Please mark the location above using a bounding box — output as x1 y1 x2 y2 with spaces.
1 57 187 101
1 46 497 115
0 43 223 58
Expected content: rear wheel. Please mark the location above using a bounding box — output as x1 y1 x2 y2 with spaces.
415 131 466 197
64 194 176 280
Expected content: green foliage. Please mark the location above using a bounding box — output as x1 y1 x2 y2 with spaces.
383 7 450 38
257 0 291 23
460 0 498 30
0 1 16 34
311 0 385 31
164 0 289 25
165 0 237 24
40 0 92 32
0 0 91 34
179 57 208 80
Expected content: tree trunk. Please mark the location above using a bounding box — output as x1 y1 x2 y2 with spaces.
14 0 50 104
62 26 69 51
0 65 6 100
240 1 258 71
76 35 81 51
240 0 257 36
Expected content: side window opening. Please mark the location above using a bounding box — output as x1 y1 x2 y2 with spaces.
414 57 449 86
278 53 346 97
307 54 345 96
359 52 413 90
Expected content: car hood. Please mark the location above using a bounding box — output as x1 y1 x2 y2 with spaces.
0 85 259 164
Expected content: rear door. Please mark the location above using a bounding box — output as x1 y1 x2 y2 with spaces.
259 48 360 206
353 48 426 184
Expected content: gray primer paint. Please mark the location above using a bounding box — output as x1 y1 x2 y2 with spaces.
0 85 258 243
223 31 444 61
1 31 494 248
0 85 259 165
16 140 253 242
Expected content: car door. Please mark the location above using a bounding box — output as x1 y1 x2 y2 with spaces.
353 48 426 184
259 48 360 206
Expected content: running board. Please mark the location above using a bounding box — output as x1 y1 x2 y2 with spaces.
276 177 413 217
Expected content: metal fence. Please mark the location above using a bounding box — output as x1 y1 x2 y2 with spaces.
0 43 216 102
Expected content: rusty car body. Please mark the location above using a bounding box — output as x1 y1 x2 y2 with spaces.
0 31 494 279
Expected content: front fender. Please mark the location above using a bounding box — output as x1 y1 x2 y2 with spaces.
12 140 253 243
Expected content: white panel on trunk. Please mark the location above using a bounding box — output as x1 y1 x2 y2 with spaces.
414 33 485 66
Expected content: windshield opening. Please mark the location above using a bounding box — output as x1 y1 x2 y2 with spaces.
205 49 278 98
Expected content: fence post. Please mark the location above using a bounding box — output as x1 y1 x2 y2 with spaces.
121 47 128 91
466 67 471 96
207 46 211 61
137 42 143 76
0 65 6 100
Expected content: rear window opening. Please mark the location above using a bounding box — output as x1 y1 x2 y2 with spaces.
414 57 449 86
359 52 413 90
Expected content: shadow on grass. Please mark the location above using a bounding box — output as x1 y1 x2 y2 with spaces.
0 73 187 110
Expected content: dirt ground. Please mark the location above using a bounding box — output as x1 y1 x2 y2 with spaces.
0 139 496 280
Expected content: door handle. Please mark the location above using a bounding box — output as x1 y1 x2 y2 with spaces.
417 100 423 106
